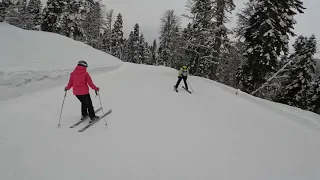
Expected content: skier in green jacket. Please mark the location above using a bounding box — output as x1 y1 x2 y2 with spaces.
174 65 189 91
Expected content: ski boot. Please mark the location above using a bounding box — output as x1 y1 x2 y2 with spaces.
89 116 100 123
174 85 178 92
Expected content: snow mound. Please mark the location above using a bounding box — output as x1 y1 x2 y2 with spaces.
0 22 122 101
0 62 320 180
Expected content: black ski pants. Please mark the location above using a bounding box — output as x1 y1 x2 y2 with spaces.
76 93 96 118
175 76 188 90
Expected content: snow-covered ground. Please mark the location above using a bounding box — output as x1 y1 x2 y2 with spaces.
1 63 320 180
0 23 122 101
1 24 320 180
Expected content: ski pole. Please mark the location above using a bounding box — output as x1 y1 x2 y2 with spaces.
96 91 107 124
58 91 67 128
187 80 195 93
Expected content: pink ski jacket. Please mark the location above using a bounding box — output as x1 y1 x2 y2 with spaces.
65 65 99 95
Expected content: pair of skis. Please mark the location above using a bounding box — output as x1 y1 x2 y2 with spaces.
70 107 112 132
174 85 192 94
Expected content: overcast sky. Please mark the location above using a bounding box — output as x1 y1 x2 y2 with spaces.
104 0 320 56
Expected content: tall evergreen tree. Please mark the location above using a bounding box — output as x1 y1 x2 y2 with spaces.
0 1 5 22
111 13 124 59
309 76 320 113
151 39 158 65
138 34 147 64
158 9 181 67
234 0 256 39
144 44 154 65
218 40 246 88
26 0 42 30
82 0 104 49
128 23 140 63
4 0 26 28
101 9 114 53
238 0 305 93
41 0 67 33
17 0 28 29
275 35 317 110
181 23 197 74
0 0 15 22
105 9 114 32
101 29 111 53
60 0 89 39
0 1 4 22
210 0 235 80
183 0 217 77
124 31 134 62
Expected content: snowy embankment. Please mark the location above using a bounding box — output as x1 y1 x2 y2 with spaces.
0 25 320 180
0 23 122 101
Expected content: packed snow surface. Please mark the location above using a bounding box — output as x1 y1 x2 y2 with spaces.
1 62 320 180
0 23 320 180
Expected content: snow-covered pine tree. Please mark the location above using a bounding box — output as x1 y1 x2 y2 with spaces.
105 9 114 32
59 0 89 39
81 0 104 49
158 9 181 67
145 43 153 65
111 13 124 59
0 0 14 22
210 0 235 80
16 0 27 28
124 31 134 62
275 35 317 110
138 34 147 64
234 0 256 39
151 39 157 65
41 0 67 33
26 0 42 30
0 1 5 22
309 76 320 113
218 40 246 88
120 37 127 60
183 0 217 77
101 9 114 53
238 0 305 93
181 23 197 74
4 0 27 28
101 29 111 53
131 23 140 63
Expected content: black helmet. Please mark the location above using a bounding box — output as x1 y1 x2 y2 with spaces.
78 60 88 67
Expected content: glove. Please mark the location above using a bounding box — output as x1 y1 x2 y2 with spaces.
64 87 68 91
95 87 100 96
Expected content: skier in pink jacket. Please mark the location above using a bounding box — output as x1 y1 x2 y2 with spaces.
65 60 100 122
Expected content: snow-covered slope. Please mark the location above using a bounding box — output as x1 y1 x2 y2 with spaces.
0 23 122 101
1 62 320 180
0 24 320 180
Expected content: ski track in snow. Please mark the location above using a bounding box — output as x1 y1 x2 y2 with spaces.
0 65 121 101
